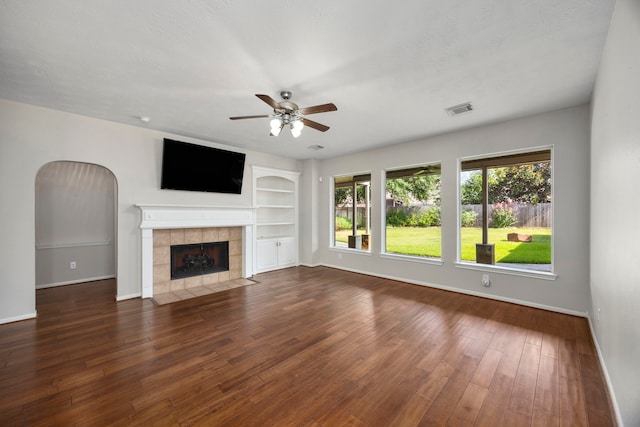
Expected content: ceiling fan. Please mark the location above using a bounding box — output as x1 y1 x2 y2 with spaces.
230 91 337 138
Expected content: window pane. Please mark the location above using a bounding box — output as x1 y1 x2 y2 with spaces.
460 151 552 272
334 174 371 251
385 164 441 258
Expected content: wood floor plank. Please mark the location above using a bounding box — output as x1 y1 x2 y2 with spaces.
0 267 615 426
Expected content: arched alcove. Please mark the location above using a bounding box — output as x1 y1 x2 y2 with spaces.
35 161 117 291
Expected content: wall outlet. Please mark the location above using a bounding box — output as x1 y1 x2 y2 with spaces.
481 274 491 287
597 308 601 322
70 261 77 270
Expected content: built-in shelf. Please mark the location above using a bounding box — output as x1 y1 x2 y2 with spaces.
252 166 299 273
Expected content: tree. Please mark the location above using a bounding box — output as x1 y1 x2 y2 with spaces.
460 162 550 204
460 170 499 204
386 175 440 205
490 163 550 204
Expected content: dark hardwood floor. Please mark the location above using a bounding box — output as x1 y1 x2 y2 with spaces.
0 266 614 426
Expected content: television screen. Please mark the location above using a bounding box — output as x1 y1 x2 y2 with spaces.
161 138 246 194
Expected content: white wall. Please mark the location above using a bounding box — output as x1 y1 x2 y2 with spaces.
299 159 320 266
0 98 299 323
590 0 640 425
311 105 591 314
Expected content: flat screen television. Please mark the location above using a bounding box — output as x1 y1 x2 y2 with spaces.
161 138 246 194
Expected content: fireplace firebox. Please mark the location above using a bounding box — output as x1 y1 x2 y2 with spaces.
170 241 229 280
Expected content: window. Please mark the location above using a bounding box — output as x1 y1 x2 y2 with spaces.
384 164 441 259
333 173 371 251
459 149 552 272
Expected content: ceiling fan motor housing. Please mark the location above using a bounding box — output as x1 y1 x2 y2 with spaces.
280 90 292 100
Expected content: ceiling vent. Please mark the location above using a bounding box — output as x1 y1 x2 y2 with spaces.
445 102 473 116
308 144 324 150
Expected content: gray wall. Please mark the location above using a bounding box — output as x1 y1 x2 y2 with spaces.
306 105 591 315
0 98 299 323
591 0 640 425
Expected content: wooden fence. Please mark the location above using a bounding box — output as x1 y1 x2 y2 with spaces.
461 203 551 228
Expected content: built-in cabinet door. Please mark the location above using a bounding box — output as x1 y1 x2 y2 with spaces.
277 237 296 267
256 239 278 272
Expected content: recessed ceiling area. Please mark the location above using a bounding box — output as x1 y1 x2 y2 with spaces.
0 1 615 159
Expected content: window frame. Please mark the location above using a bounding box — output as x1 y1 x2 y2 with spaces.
330 171 373 254
455 146 557 280
380 162 443 266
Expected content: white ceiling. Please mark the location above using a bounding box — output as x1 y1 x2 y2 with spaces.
0 0 615 160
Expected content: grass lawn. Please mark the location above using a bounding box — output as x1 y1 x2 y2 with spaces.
335 227 551 263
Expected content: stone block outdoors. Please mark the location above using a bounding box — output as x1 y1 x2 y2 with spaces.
507 233 532 242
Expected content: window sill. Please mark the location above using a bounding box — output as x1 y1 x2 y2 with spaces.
329 247 372 256
380 253 443 266
454 261 557 281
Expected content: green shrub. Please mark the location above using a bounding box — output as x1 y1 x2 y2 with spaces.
422 206 441 227
387 207 441 227
406 213 419 227
490 202 518 228
461 209 478 227
335 216 352 231
386 209 409 227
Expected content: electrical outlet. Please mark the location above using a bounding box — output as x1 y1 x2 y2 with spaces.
481 274 490 287
597 308 601 322
70 261 77 270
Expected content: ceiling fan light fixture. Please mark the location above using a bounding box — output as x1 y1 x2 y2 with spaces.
231 91 336 137
290 128 302 138
292 120 304 132
270 117 282 129
270 118 283 136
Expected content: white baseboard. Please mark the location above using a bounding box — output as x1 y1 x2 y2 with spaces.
36 275 116 289
116 293 141 301
587 316 623 427
299 262 321 268
318 263 588 317
0 311 37 325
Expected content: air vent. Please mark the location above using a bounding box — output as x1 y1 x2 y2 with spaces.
308 145 324 150
445 102 473 116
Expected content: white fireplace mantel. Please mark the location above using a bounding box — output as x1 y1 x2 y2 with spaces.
136 204 255 298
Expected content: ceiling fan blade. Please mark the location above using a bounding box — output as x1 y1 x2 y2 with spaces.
255 94 281 110
299 103 337 115
229 115 270 120
302 118 330 132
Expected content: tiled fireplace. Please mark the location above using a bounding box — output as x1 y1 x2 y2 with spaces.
153 226 242 295
137 205 255 298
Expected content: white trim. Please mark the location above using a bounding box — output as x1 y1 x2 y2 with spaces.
298 262 322 268
329 247 372 257
36 240 112 250
454 261 557 280
116 292 141 301
587 316 624 427
36 275 116 289
252 165 301 178
136 204 255 229
380 252 443 266
319 263 585 317
0 311 37 325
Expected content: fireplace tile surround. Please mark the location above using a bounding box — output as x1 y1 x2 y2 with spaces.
137 205 255 298
153 227 242 295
